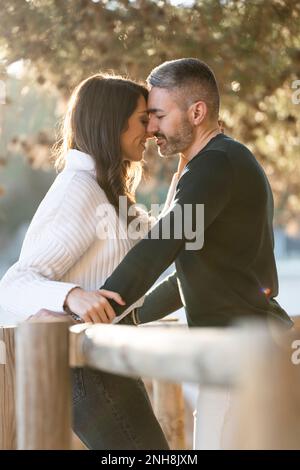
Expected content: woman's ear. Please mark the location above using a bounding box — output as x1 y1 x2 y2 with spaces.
189 100 207 125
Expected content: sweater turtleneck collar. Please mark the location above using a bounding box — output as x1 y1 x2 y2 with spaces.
64 148 96 175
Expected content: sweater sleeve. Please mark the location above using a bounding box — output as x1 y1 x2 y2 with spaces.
0 172 102 321
136 271 183 324
101 150 232 316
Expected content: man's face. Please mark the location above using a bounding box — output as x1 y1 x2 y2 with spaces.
147 87 194 157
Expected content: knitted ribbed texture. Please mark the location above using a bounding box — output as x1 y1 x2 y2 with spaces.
0 149 150 323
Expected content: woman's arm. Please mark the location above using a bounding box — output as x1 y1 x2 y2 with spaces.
0 173 121 322
136 271 183 324
0 235 81 320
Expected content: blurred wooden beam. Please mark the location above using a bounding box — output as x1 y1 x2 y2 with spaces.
16 319 72 449
0 326 16 450
69 323 258 386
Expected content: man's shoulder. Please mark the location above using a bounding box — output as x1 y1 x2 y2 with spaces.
204 134 270 193
205 134 262 174
187 137 231 172
178 143 232 189
206 133 252 157
180 133 260 186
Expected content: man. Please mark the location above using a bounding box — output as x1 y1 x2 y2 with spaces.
98 58 292 329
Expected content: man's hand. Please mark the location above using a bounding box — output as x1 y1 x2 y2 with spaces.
64 287 125 323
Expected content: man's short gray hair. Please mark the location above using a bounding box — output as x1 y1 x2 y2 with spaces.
147 58 220 119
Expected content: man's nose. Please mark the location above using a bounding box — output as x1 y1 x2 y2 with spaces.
147 117 158 136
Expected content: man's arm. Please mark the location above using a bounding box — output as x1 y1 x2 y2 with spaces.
101 150 232 316
136 271 183 324
102 209 185 315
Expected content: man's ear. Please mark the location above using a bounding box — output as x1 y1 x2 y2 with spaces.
189 100 207 125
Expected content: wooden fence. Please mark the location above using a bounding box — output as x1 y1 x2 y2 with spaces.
1 317 300 449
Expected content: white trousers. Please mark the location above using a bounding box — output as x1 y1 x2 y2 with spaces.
193 385 234 450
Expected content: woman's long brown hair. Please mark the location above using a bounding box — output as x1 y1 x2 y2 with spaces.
54 73 148 222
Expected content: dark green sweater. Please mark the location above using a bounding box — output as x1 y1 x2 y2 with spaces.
101 133 292 328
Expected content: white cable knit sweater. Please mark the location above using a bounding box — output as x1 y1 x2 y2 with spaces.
0 149 158 324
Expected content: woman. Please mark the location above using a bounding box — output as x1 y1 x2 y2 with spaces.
0 74 169 450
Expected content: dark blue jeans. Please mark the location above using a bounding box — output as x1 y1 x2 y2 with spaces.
71 316 169 450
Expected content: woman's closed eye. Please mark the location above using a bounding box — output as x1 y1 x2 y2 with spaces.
140 118 149 127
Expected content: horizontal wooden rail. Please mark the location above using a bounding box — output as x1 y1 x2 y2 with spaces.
69 322 273 386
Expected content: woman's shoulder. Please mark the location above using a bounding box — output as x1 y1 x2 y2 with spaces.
26 170 108 234
57 169 108 204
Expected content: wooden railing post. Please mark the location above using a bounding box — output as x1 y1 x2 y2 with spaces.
16 319 72 449
152 379 186 449
225 327 300 450
141 320 187 449
0 326 16 450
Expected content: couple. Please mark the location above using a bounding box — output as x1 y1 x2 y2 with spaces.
0 58 292 449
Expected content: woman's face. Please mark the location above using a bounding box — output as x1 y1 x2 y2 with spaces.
121 95 149 162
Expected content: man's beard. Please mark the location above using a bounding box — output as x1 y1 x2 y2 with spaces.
156 116 194 157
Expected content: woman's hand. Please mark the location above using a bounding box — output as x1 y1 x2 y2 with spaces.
64 287 126 323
